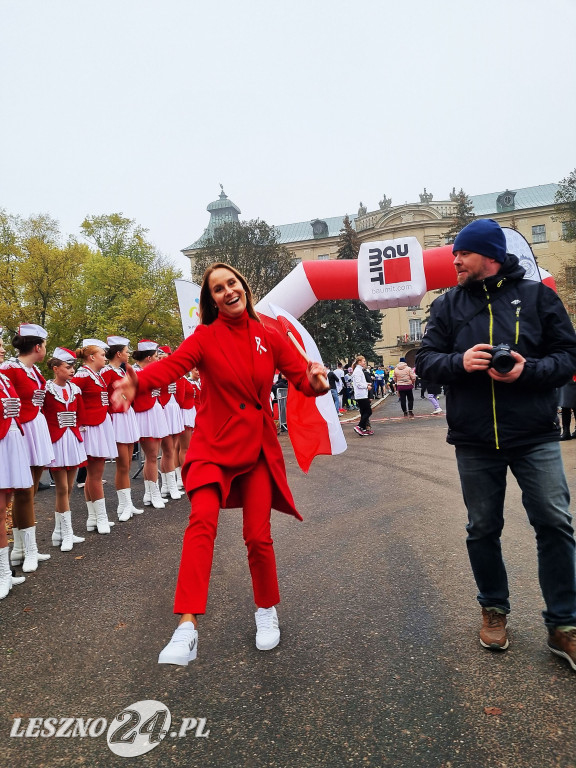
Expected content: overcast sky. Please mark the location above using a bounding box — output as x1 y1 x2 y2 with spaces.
1 0 575 275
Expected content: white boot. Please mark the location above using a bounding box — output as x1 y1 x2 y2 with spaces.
143 480 152 506
10 527 24 566
60 511 83 551
53 511 85 546
125 487 143 516
166 471 183 500
0 546 15 599
149 480 166 509
93 498 111 534
175 466 184 491
11 527 50 566
22 526 51 573
86 500 97 531
160 472 170 499
116 489 133 522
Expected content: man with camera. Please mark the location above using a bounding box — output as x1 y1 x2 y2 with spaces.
416 218 576 673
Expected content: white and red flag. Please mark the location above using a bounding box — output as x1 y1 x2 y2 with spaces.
261 304 347 473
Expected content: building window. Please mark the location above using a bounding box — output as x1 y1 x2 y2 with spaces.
562 221 576 240
409 318 422 341
317 254 330 261
566 266 576 287
532 224 546 244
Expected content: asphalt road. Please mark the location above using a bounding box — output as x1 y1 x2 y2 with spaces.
1 393 576 768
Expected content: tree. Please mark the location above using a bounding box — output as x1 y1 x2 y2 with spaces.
300 216 382 365
554 169 576 242
80 213 156 267
444 188 475 243
191 219 295 302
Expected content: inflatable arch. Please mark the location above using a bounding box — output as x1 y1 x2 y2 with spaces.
255 228 554 321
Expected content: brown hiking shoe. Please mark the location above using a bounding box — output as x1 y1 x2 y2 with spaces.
479 607 509 650
547 627 576 672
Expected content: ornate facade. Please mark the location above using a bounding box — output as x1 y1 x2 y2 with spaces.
183 184 575 365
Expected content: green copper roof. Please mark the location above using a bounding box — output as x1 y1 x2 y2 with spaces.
182 183 561 252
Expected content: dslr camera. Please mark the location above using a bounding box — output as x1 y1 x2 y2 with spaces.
490 343 516 374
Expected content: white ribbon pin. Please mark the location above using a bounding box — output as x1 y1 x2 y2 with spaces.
255 337 267 354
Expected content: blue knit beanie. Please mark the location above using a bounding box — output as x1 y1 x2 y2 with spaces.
452 219 507 263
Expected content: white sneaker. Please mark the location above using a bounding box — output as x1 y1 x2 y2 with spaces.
158 622 198 666
432 407 443 414
255 606 280 651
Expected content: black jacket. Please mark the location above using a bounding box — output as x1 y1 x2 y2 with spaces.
415 254 576 449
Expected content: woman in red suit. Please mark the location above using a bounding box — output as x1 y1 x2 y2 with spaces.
44 347 87 552
102 336 142 522
0 330 29 598
113 263 328 666
0 323 54 573
72 340 118 535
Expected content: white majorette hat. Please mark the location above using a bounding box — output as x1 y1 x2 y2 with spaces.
106 335 130 347
53 347 77 363
82 338 109 350
18 323 48 339
137 339 158 352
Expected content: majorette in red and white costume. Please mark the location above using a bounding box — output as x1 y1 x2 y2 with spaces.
72 338 118 535
174 370 201 490
156 345 185 502
44 350 87 472
0 326 29 599
43 347 87 552
0 323 53 573
132 340 170 509
101 335 142 522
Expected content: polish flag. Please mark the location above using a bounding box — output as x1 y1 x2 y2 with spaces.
262 304 347 473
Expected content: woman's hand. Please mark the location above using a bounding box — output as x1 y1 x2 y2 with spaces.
307 361 330 394
110 364 139 411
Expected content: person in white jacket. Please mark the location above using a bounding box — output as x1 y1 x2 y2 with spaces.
352 356 373 436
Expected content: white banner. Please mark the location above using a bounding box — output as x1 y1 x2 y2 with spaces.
174 279 202 338
502 227 546 283
358 237 426 309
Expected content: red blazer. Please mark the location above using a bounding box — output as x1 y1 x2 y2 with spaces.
178 377 201 409
136 312 317 519
0 360 47 423
0 372 24 440
71 367 109 426
158 378 185 408
43 381 83 443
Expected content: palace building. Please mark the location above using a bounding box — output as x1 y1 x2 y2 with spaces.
183 183 574 365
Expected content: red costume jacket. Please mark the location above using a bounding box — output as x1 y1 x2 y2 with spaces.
71 366 109 426
0 372 24 440
101 365 129 414
0 360 46 423
43 381 84 443
135 311 317 519
178 377 201 410
158 378 186 408
132 369 161 413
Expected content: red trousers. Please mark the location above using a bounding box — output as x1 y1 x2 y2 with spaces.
173 456 280 615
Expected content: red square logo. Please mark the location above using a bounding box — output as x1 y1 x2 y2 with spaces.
383 257 411 284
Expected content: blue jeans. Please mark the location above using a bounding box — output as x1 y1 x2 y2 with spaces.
330 389 339 412
455 442 576 627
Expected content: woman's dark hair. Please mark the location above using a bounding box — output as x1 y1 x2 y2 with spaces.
12 334 44 354
105 344 128 361
132 349 157 362
198 262 260 326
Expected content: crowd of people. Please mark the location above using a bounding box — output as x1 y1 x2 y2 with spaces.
0 325 201 600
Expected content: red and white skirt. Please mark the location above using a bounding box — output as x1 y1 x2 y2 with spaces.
47 430 88 470
0 423 34 490
83 415 119 459
22 413 55 467
134 402 169 440
111 407 140 444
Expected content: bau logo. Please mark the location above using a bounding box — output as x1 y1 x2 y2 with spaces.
368 243 411 285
